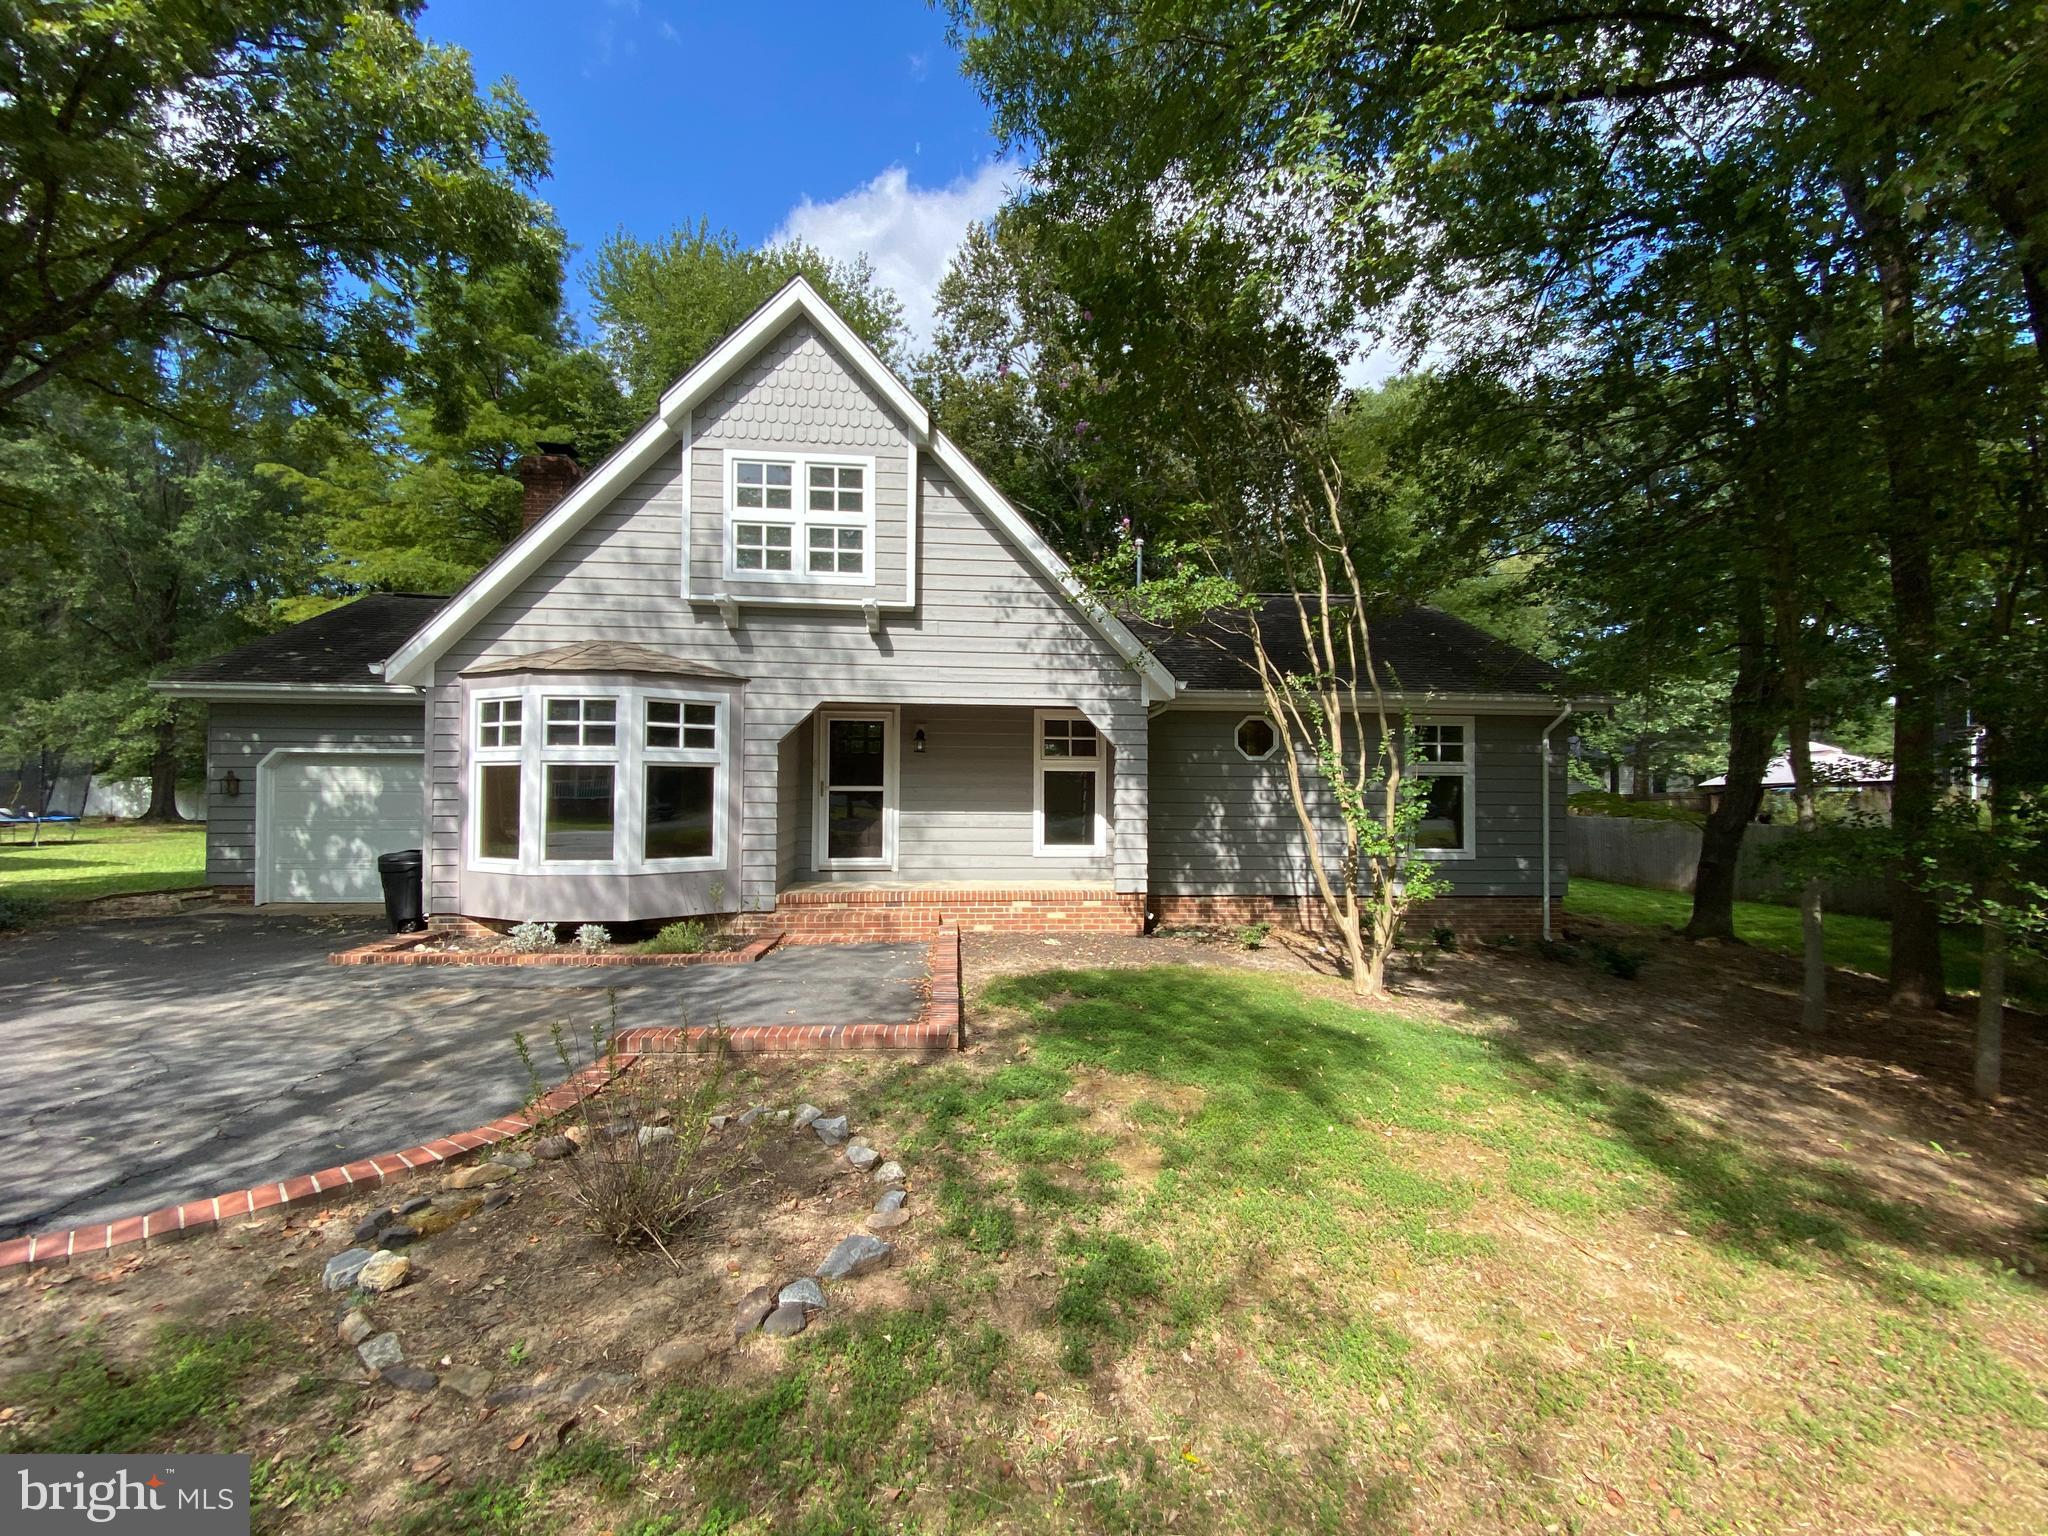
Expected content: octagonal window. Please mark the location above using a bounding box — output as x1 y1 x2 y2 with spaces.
1235 715 1278 762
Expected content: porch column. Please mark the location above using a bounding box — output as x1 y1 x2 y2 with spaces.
741 702 810 914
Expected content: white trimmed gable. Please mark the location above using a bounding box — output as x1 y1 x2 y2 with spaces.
380 277 1171 702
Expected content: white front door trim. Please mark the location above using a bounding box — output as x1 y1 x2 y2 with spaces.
812 706 899 872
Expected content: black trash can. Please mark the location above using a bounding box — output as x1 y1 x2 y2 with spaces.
376 849 425 933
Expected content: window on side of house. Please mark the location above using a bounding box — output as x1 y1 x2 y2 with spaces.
472 694 524 865
1034 711 1106 856
1235 715 1277 761
1409 718 1475 857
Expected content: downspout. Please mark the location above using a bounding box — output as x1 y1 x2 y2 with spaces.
1540 698 1575 942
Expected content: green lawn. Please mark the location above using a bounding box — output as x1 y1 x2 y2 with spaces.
5 963 2046 1532
1568 875 2048 1013
0 821 207 908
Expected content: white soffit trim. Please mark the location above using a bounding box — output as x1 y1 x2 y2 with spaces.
151 681 422 703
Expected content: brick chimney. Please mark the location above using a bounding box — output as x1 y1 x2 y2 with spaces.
516 442 583 533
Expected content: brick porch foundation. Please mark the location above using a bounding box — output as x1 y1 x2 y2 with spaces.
1149 892 1554 944
731 886 1147 940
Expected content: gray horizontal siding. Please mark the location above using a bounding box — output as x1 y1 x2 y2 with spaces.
1147 710 1566 900
205 702 425 887
429 455 1147 913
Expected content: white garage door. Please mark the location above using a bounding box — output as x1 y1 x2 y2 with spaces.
260 753 425 903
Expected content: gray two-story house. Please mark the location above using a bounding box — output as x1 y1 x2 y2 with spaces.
156 278 1579 940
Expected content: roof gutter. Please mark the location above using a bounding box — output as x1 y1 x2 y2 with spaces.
150 681 423 703
1540 697 1575 942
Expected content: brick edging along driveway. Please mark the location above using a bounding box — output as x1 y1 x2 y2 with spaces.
0 927 963 1273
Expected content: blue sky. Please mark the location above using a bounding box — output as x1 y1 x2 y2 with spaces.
419 0 1015 346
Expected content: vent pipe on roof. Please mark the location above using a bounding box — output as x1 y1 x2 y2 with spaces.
516 442 583 534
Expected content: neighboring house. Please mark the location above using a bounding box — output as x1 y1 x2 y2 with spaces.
1697 742 1896 820
155 278 1579 939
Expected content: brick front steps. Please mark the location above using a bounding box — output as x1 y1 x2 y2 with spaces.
0 929 963 1274
329 931 784 968
751 885 1144 940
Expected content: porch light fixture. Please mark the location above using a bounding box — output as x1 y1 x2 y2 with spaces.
220 770 241 799
912 726 927 754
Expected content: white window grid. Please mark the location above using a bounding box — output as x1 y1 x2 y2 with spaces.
725 451 875 584
466 684 727 875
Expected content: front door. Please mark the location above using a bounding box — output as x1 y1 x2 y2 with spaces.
815 709 895 870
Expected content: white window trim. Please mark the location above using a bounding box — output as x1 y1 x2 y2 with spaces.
1234 713 1278 762
1032 708 1108 857
466 683 728 876
722 449 877 586
813 706 898 871
1409 714 1477 861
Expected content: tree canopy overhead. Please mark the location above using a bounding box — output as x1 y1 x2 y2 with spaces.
0 1 553 422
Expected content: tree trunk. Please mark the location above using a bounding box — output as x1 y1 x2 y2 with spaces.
1976 905 2006 1101
140 708 184 823
1685 585 1782 940
1885 524 1948 1009
1847 168 1948 1009
1787 712 1827 1034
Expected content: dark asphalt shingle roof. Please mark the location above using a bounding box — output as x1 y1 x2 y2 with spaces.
157 593 448 687
1130 598 1570 697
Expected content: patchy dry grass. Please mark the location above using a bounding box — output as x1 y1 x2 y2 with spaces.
3 952 2046 1534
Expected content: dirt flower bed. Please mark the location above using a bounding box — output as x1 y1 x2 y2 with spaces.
0 1053 921 1534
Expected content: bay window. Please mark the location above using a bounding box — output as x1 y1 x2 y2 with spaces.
1034 710 1107 856
468 684 727 873
726 452 873 582
1409 718 1475 858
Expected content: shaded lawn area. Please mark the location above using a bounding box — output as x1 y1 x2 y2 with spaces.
6 961 2043 1535
0 821 205 907
1568 874 2048 1013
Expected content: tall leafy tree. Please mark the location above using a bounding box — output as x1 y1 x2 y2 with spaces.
949 0 2038 1010
0 2 552 434
0 348 316 817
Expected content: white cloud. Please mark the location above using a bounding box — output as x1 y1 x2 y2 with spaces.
771 161 1018 351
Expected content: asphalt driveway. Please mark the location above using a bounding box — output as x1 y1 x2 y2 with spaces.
0 912 928 1240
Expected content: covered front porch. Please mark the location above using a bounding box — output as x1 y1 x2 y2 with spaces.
748 701 1149 935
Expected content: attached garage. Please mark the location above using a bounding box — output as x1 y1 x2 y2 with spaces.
256 751 425 903
152 593 443 903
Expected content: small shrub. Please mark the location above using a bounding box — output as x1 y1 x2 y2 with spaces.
0 892 48 932
1236 921 1271 950
573 923 611 953
1481 932 1521 949
507 920 557 953
640 919 713 955
1586 937 1648 980
1536 937 1579 966
1431 925 1458 952
513 1005 747 1262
